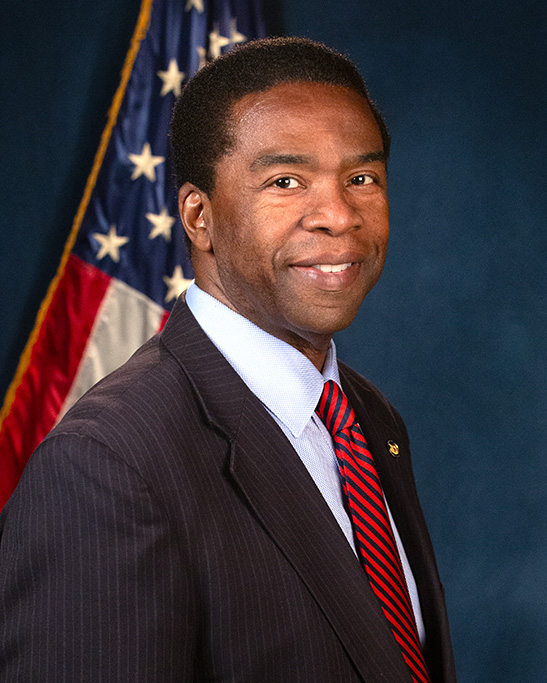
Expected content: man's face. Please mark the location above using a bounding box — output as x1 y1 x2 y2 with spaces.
190 81 389 359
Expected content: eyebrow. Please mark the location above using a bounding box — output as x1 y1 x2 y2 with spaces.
356 151 387 163
250 150 387 170
250 154 313 169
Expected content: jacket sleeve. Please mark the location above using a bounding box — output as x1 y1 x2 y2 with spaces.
0 432 197 682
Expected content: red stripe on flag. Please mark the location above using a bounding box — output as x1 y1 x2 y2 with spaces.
0 254 110 508
157 308 170 332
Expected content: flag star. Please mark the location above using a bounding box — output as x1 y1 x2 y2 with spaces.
128 142 165 182
208 28 230 60
147 207 176 241
230 18 246 45
163 265 193 302
157 59 185 97
185 0 203 12
196 45 207 70
93 225 129 263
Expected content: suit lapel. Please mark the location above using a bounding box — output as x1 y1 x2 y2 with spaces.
341 367 455 681
161 299 413 682
340 370 430 577
228 398 413 683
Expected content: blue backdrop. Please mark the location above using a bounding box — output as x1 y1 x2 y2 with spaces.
1 1 546 680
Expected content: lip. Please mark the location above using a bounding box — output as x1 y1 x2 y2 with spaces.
290 251 364 269
289 259 362 291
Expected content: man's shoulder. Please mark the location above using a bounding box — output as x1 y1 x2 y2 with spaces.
44 331 197 454
338 360 407 436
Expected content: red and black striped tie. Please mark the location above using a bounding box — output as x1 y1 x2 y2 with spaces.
316 380 430 683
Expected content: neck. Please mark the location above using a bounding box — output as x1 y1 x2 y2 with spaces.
280 333 330 371
194 273 332 372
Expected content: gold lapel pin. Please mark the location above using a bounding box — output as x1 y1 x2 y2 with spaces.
387 440 400 457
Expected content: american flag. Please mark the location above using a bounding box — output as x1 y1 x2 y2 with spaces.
0 0 265 509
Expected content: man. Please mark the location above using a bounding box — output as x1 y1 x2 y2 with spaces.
0 38 456 682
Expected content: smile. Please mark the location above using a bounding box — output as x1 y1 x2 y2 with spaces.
311 263 353 273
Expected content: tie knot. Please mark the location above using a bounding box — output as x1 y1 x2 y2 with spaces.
315 380 356 435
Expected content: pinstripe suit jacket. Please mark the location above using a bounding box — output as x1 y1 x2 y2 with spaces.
0 297 456 682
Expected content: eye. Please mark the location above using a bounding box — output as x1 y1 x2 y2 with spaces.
350 174 374 186
273 177 299 189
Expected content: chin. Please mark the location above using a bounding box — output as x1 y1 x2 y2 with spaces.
298 310 361 339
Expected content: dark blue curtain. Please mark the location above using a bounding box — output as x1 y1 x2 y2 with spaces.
2 1 546 680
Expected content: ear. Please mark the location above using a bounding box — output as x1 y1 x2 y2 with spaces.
178 182 213 252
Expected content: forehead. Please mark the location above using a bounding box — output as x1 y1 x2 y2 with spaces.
227 82 383 158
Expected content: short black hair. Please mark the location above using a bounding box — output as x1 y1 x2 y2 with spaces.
170 36 390 196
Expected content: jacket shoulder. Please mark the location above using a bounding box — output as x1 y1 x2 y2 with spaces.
43 332 202 460
337 360 408 438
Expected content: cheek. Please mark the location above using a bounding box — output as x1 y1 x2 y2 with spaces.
215 224 276 287
364 201 390 243
230 216 282 269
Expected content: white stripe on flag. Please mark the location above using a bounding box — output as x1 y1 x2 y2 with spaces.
58 277 165 421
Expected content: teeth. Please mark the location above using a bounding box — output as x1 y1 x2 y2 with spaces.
312 263 352 273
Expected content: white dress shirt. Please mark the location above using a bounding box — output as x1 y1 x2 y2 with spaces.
185 283 426 645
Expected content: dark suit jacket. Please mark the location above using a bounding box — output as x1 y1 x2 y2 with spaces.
0 297 456 682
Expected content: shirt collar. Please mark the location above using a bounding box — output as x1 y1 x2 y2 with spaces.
185 284 340 437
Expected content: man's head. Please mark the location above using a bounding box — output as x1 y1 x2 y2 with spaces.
170 36 390 196
172 38 390 368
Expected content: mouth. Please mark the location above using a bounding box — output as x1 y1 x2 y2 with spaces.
289 257 361 292
310 263 353 273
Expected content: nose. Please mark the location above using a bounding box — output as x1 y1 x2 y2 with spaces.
301 182 362 235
